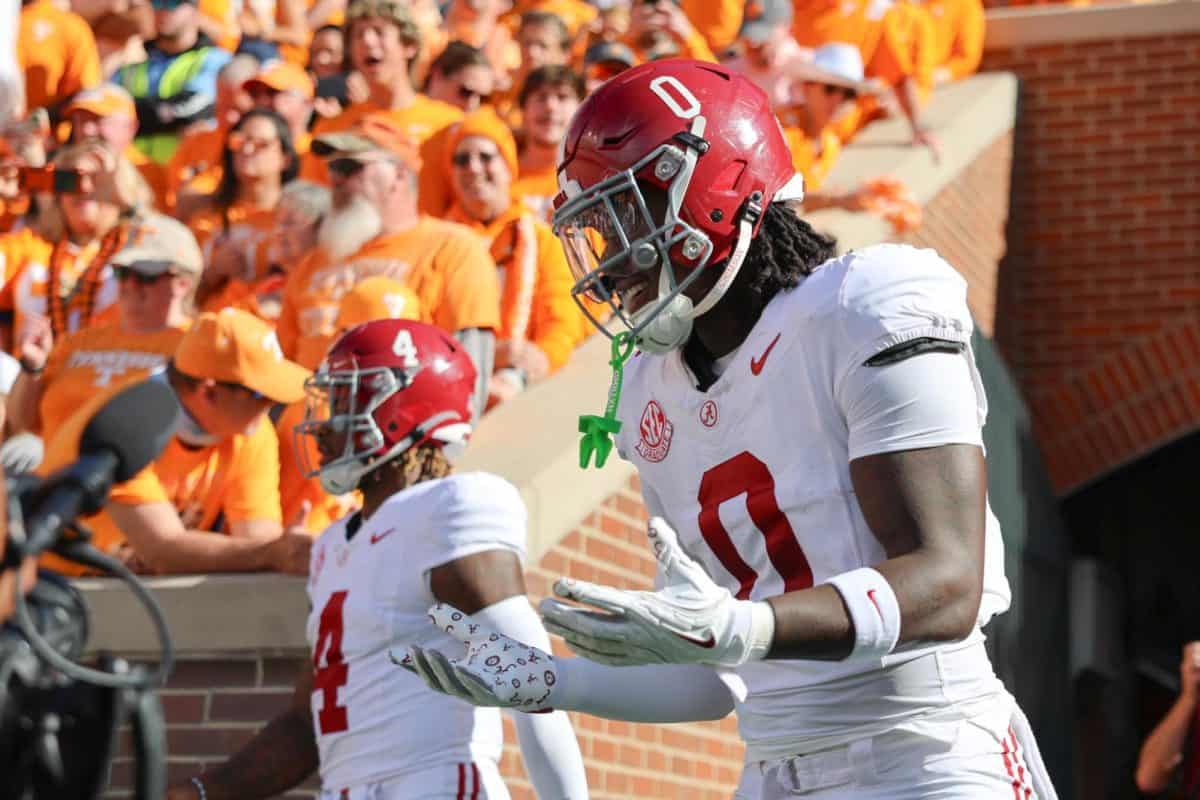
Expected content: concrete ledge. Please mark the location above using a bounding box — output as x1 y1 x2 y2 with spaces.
984 0 1200 50
805 72 1017 253
79 573 308 657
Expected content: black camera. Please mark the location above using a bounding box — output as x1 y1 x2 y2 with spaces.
0 380 181 799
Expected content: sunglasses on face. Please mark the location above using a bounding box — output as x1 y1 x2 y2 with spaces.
451 151 499 169
327 157 368 178
151 0 192 10
113 264 177 284
228 132 280 154
457 85 492 104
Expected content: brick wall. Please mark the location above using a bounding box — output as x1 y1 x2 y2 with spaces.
902 131 1015 338
106 478 744 800
982 32 1200 493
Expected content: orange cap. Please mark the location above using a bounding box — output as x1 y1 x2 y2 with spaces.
335 277 421 331
63 85 137 120
446 107 518 177
174 309 311 404
311 113 423 172
244 61 315 100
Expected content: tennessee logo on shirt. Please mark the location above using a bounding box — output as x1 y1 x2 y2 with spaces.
635 400 674 463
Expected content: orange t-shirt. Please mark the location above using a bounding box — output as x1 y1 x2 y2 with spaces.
866 1 936 93
446 202 581 373
165 122 227 214
38 323 186 437
791 0 879 52
198 0 241 53
18 0 102 113
36 392 283 576
278 217 501 369
301 98 464 217
189 201 279 286
783 127 842 193
924 0 985 81
513 162 559 225
681 0 744 53
0 227 122 353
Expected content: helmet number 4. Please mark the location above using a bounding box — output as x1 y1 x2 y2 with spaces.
392 329 419 369
649 76 701 120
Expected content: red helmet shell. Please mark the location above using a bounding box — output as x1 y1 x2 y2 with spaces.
557 59 795 268
322 319 476 456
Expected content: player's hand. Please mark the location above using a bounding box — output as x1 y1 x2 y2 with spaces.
540 517 775 668
1181 641 1200 702
394 603 560 712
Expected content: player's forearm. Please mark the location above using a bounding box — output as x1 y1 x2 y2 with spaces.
197 706 319 800
553 659 734 723
1136 693 1198 793
767 549 981 661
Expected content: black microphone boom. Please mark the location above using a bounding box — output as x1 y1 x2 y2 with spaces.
22 380 180 557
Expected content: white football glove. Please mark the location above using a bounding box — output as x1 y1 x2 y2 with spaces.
392 603 560 712
539 517 776 668
0 432 43 474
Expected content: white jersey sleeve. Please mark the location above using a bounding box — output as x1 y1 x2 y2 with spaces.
831 244 988 460
413 472 528 574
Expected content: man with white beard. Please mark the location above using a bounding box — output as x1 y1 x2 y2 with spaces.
277 112 501 419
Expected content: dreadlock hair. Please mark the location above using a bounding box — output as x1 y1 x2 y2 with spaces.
363 442 453 491
723 201 838 319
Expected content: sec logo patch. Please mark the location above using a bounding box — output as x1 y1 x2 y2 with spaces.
635 400 674 462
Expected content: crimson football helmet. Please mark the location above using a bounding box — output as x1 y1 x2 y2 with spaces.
553 59 804 353
296 319 477 495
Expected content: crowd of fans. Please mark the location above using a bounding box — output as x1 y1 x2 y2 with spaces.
0 0 989 577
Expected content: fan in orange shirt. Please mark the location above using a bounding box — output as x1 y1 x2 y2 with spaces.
301 0 465 217
37 309 315 578
279 113 501 418
4 213 198 458
497 11 573 126
243 59 315 154
624 0 717 64
923 0 984 84
17 0 102 117
189 109 300 312
513 65 585 224
62 85 167 211
167 53 261 217
445 108 583 408
425 42 500 115
0 142 149 356
442 0 521 88
837 0 940 158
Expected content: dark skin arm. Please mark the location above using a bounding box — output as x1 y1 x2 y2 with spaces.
166 666 319 800
766 444 987 660
430 548 527 614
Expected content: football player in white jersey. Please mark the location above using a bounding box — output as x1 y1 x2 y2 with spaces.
168 320 588 800
403 60 1060 799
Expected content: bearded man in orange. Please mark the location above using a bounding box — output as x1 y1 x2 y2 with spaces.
445 108 582 408
301 0 464 217
279 114 500 420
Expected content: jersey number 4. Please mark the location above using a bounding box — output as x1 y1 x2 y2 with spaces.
313 590 349 734
697 452 814 600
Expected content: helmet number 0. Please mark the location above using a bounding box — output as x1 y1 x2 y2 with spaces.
392 329 419 369
649 76 701 120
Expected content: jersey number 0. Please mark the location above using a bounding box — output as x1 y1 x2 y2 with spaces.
697 452 814 599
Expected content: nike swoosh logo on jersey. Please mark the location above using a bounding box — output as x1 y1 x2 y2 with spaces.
750 333 782 375
369 528 397 545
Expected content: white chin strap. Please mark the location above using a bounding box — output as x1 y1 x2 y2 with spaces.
317 411 462 495
632 216 755 355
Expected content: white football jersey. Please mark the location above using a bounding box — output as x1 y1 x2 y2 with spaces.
615 244 1013 761
305 471 527 790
